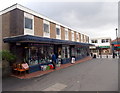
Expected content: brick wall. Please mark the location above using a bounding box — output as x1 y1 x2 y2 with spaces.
61 26 65 40
10 9 24 36
50 22 56 39
68 29 72 41
74 31 76 41
79 33 81 42
0 15 2 51
2 12 10 50
34 16 43 36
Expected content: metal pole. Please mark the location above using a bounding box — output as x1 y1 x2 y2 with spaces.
116 28 118 39
115 28 118 58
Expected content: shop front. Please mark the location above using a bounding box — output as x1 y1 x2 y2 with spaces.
3 35 91 73
99 46 110 55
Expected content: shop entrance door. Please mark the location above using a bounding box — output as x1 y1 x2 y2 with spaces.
54 45 62 58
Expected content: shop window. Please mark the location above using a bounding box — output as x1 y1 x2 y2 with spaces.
43 23 49 33
29 47 39 66
62 46 70 58
25 17 33 29
25 44 54 66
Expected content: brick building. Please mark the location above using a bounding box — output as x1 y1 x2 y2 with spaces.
1 4 91 74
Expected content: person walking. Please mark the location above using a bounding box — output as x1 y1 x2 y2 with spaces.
52 53 57 70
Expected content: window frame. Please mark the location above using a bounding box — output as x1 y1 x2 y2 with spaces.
56 28 60 35
43 23 50 33
24 17 33 30
65 29 69 40
72 31 74 41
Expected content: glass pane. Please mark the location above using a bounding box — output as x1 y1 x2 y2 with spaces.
29 47 38 66
56 28 60 35
25 17 32 29
44 24 49 33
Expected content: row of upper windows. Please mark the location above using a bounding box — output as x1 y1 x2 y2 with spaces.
24 17 89 42
91 39 110 43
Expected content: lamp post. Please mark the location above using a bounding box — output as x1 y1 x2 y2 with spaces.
112 28 118 58
116 28 120 58
115 28 118 57
116 28 118 39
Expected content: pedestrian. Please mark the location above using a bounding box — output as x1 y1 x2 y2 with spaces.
52 53 57 70
90 52 93 57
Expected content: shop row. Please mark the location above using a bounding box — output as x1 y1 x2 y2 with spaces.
10 42 89 73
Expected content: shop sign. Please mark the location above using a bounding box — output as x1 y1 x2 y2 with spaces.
16 43 21 45
89 46 96 49
114 44 120 47
99 46 110 48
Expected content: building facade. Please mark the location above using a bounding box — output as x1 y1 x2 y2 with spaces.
1 4 91 73
111 38 120 56
90 37 111 55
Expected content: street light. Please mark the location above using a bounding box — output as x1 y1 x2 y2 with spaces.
115 28 118 57
112 28 118 58
116 28 118 40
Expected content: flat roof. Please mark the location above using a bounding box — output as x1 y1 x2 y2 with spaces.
0 3 88 36
90 37 111 40
3 35 92 46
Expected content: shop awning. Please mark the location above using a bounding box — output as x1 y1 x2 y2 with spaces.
111 41 120 44
3 35 93 46
114 44 120 47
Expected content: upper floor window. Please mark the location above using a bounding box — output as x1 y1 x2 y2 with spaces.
81 34 84 42
25 17 33 29
43 23 49 33
91 40 97 43
76 33 79 42
72 32 74 41
101 39 109 43
56 28 60 35
65 30 68 40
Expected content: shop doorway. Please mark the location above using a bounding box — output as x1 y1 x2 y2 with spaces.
54 45 62 58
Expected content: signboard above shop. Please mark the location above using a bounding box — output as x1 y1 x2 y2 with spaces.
99 46 110 48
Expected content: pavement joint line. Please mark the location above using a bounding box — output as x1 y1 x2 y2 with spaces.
43 83 67 91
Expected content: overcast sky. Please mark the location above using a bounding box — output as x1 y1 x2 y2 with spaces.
0 0 119 40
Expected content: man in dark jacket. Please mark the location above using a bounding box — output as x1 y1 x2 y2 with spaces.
52 53 57 69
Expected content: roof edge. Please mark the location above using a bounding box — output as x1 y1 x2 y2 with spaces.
0 3 89 36
0 3 18 15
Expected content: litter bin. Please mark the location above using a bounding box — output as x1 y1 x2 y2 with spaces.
57 58 61 67
71 57 75 63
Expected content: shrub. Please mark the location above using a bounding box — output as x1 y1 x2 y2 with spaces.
0 50 16 63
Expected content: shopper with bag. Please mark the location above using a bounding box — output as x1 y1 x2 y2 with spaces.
52 53 57 70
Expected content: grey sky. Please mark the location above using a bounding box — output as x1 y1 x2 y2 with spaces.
0 0 118 40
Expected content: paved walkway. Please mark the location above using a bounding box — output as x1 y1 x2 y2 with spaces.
96 55 119 58
3 58 118 91
11 56 92 79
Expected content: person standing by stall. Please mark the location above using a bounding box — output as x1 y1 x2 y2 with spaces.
52 53 57 70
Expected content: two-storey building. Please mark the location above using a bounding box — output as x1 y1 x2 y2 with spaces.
90 37 111 56
1 4 91 73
